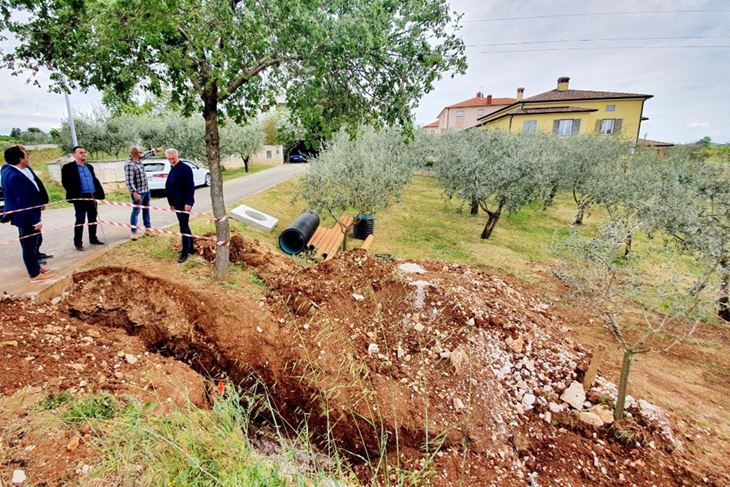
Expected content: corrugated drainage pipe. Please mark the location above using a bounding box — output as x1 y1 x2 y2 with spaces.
279 212 320 255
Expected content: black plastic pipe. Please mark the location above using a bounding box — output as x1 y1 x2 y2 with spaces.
279 212 320 255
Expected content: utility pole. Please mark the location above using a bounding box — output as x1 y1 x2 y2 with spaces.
62 75 78 147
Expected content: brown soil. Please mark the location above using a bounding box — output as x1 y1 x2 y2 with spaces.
2 233 728 486
0 297 207 485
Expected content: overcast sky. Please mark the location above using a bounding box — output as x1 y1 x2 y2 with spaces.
1 0 728 143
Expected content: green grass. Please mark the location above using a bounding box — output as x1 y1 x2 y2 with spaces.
222 163 276 181
37 390 73 411
64 389 356 486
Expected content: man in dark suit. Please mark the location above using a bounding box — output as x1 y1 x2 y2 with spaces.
164 148 195 263
1 145 56 282
61 145 106 250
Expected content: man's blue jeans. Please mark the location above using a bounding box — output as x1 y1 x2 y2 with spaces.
130 191 151 233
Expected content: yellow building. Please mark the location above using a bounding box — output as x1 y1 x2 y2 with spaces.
475 77 652 144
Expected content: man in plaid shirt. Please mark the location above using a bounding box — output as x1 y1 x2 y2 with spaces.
125 146 163 240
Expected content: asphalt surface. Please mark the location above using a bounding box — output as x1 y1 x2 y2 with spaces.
0 163 307 296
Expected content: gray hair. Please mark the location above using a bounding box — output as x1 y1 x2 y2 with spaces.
165 148 178 157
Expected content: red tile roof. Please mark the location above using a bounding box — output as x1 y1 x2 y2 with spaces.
424 120 440 128
509 106 598 115
446 96 516 109
523 89 652 103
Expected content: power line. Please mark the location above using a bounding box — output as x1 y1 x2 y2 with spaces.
470 45 730 54
466 35 730 48
465 9 730 23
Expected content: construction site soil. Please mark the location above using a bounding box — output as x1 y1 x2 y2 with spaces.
1 234 728 486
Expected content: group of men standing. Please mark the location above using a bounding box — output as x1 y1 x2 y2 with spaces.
1 143 198 283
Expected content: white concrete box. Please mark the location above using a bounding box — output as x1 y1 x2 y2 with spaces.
230 204 279 232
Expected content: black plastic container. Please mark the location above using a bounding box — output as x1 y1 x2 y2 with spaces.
353 214 375 240
279 212 320 255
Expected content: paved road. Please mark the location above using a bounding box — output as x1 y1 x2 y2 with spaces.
0 163 307 296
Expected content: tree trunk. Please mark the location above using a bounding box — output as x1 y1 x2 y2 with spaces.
470 198 478 215
480 198 505 240
614 350 633 421
624 233 633 259
243 156 249 173
719 257 730 322
202 89 230 280
574 204 586 225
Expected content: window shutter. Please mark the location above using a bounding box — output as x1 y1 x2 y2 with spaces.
571 119 581 135
552 120 560 134
614 119 623 134
595 119 602 134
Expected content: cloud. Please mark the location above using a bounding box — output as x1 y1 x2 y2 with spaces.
686 121 710 128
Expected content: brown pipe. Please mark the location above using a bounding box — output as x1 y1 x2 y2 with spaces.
323 233 345 260
360 234 375 251
315 230 337 259
307 227 325 250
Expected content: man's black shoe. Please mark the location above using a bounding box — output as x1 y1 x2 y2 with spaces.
177 254 189 264
38 253 54 259
75 245 85 251
90 240 105 245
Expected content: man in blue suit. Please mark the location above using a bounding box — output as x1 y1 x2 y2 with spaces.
164 148 196 263
1 145 56 282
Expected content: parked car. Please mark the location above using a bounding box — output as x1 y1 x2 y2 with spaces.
144 159 211 193
288 152 307 163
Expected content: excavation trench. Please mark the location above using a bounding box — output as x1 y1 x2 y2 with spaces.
65 266 454 462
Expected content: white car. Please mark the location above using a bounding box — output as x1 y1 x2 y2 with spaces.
144 159 211 192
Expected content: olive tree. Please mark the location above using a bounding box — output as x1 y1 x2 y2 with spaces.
556 135 628 225
637 154 730 322
301 127 418 247
2 0 466 279
555 220 713 420
434 130 560 239
220 122 264 173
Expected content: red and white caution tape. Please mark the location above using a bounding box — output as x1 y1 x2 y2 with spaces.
95 219 230 246
0 203 47 218
2 220 229 248
67 198 228 222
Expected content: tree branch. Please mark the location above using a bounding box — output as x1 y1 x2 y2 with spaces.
222 57 281 100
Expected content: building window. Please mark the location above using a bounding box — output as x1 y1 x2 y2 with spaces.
598 118 622 135
266 150 272 159
556 119 574 136
522 120 537 133
600 119 615 134
477 109 485 117
456 110 465 118
606 104 616 112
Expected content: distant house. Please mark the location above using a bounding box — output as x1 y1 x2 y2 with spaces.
423 120 440 134
476 77 652 144
638 138 674 158
429 92 516 133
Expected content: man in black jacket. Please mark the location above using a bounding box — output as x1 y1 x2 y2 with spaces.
164 148 195 263
61 145 106 250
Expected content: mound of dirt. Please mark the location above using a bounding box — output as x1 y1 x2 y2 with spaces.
191 235 713 485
